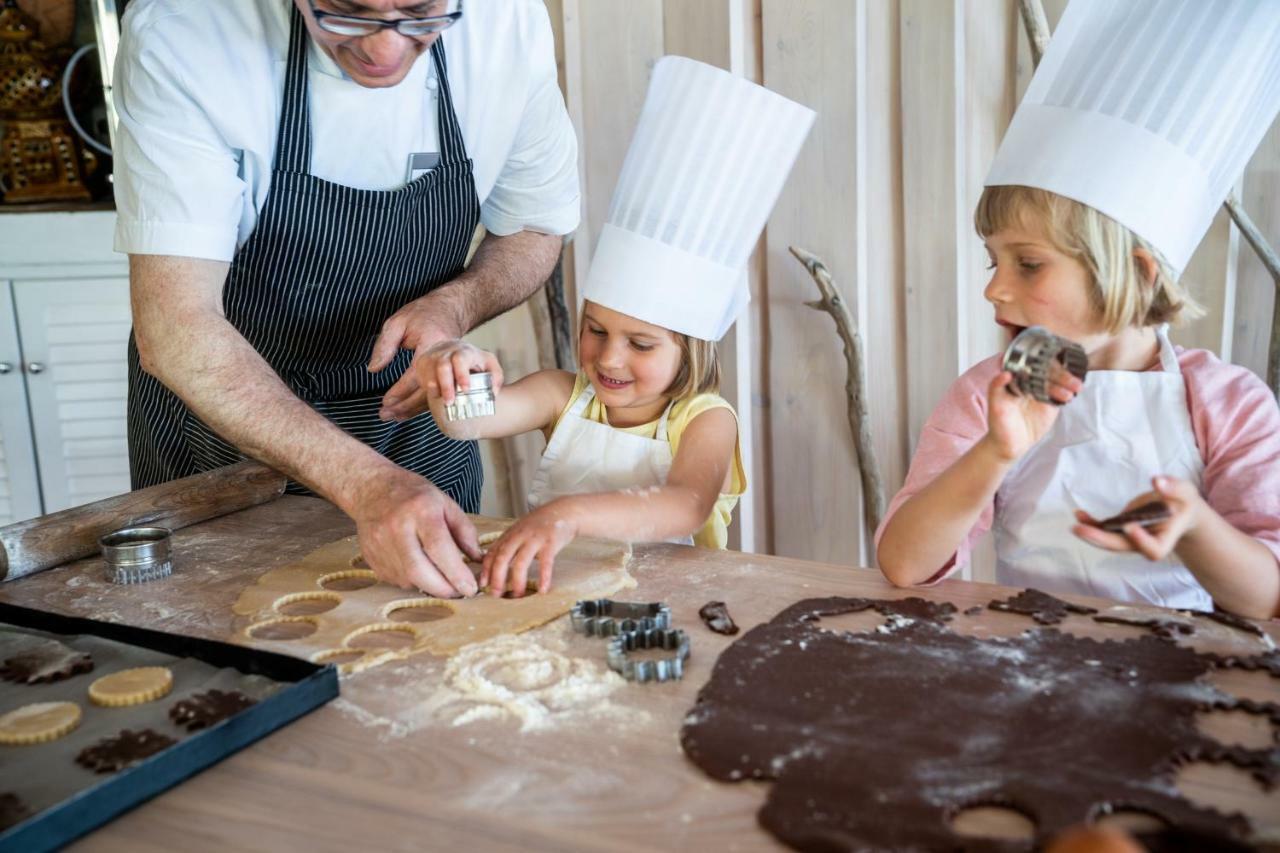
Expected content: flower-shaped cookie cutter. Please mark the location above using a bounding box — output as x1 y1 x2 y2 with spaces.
606 627 690 683
570 599 671 638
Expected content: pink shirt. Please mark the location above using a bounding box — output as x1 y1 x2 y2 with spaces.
876 346 1280 581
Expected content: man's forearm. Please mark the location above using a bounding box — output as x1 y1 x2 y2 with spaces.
130 255 395 513
436 229 564 335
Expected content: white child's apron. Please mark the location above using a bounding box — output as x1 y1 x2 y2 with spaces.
527 385 695 545
992 326 1212 611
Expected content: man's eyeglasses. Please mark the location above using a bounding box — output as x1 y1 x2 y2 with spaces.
310 1 463 38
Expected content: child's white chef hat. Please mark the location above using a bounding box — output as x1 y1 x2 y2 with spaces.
582 56 815 341
985 0 1280 274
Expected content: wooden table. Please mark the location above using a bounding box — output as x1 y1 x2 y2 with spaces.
2 496 1277 851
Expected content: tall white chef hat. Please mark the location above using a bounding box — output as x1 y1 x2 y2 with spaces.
583 56 815 341
985 0 1280 274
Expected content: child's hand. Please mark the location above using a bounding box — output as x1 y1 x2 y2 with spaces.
983 369 1081 461
480 502 580 597
417 340 504 404
1072 476 1207 561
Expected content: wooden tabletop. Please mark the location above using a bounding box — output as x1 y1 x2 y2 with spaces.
2 495 1277 852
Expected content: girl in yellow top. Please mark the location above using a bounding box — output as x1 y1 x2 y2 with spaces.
419 299 745 596
407 55 810 597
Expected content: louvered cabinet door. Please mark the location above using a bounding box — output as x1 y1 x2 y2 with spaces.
0 281 42 524
12 278 132 513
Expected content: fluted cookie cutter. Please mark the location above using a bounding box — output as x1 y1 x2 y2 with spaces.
443 371 496 421
571 599 672 637
1002 326 1088 405
607 627 690 683
99 526 173 584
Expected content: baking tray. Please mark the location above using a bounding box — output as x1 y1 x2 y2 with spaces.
0 602 338 853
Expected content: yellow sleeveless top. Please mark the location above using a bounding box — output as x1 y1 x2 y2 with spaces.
551 373 746 549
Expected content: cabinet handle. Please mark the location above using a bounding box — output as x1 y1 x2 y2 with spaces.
26 362 45 375
0 362 12 375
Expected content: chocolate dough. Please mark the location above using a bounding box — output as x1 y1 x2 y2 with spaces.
76 729 177 773
169 690 256 731
0 638 93 684
989 588 1097 625
680 595 1276 851
1199 608 1266 639
1093 613 1196 641
698 601 740 636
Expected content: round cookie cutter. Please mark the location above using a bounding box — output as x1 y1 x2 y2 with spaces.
99 526 173 585
1002 325 1088 405
443 371 496 422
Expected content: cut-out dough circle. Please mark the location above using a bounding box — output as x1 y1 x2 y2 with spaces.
246 616 320 641
382 598 455 623
318 570 378 591
273 591 342 616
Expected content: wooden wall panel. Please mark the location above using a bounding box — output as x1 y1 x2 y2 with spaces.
1232 117 1280 378
762 1 865 565
863 0 908 545
899 0 965 454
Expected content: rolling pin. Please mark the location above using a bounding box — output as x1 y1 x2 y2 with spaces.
0 461 287 582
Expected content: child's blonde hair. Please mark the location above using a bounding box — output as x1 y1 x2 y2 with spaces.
575 312 721 400
665 334 721 399
975 186 1204 333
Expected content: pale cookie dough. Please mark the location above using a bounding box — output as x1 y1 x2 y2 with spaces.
233 515 634 674
0 701 82 745
88 667 174 707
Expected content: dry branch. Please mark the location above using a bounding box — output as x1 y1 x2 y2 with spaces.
788 245 885 550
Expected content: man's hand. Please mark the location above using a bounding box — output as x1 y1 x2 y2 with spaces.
383 339 504 422
371 289 466 421
1072 475 1206 561
348 467 484 597
480 499 580 598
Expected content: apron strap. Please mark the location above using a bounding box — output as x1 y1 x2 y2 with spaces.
428 39 466 166
568 381 596 418
1155 324 1181 373
654 399 676 442
276 6 313 175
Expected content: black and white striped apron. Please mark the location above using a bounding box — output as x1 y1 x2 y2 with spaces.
126 8 483 510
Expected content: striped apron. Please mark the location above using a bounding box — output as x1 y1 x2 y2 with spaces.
126 8 483 510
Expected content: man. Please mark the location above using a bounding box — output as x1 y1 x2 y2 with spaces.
113 0 579 598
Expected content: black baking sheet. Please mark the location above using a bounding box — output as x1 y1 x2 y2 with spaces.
0 602 338 853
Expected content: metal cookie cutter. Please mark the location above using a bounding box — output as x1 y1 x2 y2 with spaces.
99 526 173 584
1002 325 1088 405
443 371 496 421
607 627 690 683
571 599 672 637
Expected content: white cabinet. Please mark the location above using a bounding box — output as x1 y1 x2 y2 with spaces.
0 211 130 525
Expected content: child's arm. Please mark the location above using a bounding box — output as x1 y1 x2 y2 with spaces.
480 407 738 596
878 369 1081 585
1074 476 1280 618
416 340 575 441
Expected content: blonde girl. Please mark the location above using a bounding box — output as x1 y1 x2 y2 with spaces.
417 301 745 596
876 186 1280 618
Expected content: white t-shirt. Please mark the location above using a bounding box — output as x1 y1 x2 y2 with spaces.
112 0 581 262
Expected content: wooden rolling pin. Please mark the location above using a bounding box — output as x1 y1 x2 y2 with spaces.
0 461 287 582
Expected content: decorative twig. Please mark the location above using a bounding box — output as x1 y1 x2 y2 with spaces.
1224 195 1280 395
789 246 885 550
1017 0 1051 67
